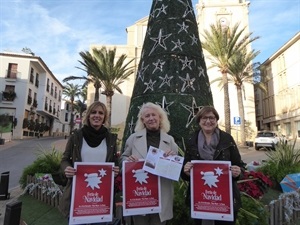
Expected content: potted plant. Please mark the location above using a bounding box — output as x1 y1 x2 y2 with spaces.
2 90 17 101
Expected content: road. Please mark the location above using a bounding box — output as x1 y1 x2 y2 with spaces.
0 137 66 189
0 137 270 190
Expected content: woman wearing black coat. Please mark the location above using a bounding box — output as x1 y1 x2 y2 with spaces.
181 106 244 225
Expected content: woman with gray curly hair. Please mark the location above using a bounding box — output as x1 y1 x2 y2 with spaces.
120 102 178 225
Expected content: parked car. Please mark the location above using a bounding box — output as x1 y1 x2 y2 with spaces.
254 131 287 150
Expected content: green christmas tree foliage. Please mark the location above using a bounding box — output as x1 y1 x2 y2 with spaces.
122 0 213 149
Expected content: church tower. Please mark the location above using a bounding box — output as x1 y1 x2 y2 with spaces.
195 0 257 141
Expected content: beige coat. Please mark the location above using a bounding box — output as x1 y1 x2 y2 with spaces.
121 128 178 222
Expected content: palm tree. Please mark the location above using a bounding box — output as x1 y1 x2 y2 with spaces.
79 47 135 127
74 86 87 128
201 22 259 134
62 82 81 133
62 75 101 102
227 48 260 145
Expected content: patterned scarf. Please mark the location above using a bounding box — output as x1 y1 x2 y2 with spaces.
82 125 108 147
197 128 220 160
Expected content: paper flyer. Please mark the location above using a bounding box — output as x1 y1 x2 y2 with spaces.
69 162 114 225
122 160 161 216
190 160 233 221
142 146 183 181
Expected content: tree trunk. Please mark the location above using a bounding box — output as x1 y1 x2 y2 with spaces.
106 95 112 128
236 85 245 145
222 72 231 134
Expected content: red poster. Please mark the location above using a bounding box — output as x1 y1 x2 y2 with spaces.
69 162 114 225
122 160 161 216
191 160 233 221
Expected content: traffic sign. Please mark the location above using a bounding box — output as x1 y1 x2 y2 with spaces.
234 116 241 125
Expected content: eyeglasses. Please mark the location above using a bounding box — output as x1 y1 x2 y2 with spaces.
201 116 216 122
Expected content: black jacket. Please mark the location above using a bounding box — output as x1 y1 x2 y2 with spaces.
181 129 244 214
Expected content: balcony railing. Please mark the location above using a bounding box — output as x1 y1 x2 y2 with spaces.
32 100 38 108
2 91 17 101
27 96 32 105
5 70 19 80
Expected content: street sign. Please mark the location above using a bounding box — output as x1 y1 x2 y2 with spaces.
234 116 241 125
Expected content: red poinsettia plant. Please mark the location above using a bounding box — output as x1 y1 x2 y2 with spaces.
238 170 273 199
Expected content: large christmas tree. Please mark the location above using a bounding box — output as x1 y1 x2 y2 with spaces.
122 0 213 150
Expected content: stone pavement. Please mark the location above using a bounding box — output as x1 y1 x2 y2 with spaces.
0 138 68 225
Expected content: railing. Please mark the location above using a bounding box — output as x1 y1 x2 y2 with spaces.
265 189 300 225
25 175 62 207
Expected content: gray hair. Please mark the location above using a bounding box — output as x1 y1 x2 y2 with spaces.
134 102 170 133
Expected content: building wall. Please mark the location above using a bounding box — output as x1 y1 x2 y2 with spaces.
258 32 300 140
0 52 64 140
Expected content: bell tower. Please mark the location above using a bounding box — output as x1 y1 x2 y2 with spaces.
194 0 257 141
195 0 251 33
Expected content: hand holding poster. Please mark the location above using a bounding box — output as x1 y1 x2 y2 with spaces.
142 146 184 181
191 160 233 221
122 160 161 216
69 162 114 225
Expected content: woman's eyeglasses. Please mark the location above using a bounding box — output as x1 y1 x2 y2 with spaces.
201 116 216 121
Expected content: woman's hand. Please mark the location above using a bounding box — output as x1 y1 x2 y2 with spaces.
127 155 139 162
64 166 76 178
113 166 120 177
183 162 193 176
230 165 241 178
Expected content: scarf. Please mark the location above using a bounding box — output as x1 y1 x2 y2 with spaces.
197 128 220 225
197 128 220 160
82 125 108 147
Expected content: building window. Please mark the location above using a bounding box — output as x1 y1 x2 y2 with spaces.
46 79 50 92
54 86 57 99
297 121 300 138
35 73 39 87
65 112 68 122
7 63 18 79
27 89 32 104
51 83 54 95
2 85 16 101
30 68 34 83
285 123 291 137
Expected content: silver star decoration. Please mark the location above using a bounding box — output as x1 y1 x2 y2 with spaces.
171 39 185 51
143 79 157 93
128 117 135 134
198 66 205 78
177 22 189 33
137 61 149 82
159 74 173 88
156 4 168 17
180 56 193 70
178 0 194 18
156 96 174 115
152 59 166 73
190 34 198 46
149 29 172 55
179 73 195 92
181 98 203 128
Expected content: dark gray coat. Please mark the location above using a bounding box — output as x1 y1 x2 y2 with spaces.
181 129 244 222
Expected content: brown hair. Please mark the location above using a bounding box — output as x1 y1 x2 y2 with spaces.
82 101 108 126
195 106 219 123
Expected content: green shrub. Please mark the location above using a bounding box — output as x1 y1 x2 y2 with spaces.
237 193 268 225
257 141 300 184
19 145 62 188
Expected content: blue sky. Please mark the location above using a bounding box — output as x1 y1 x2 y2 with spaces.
1 0 299 84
